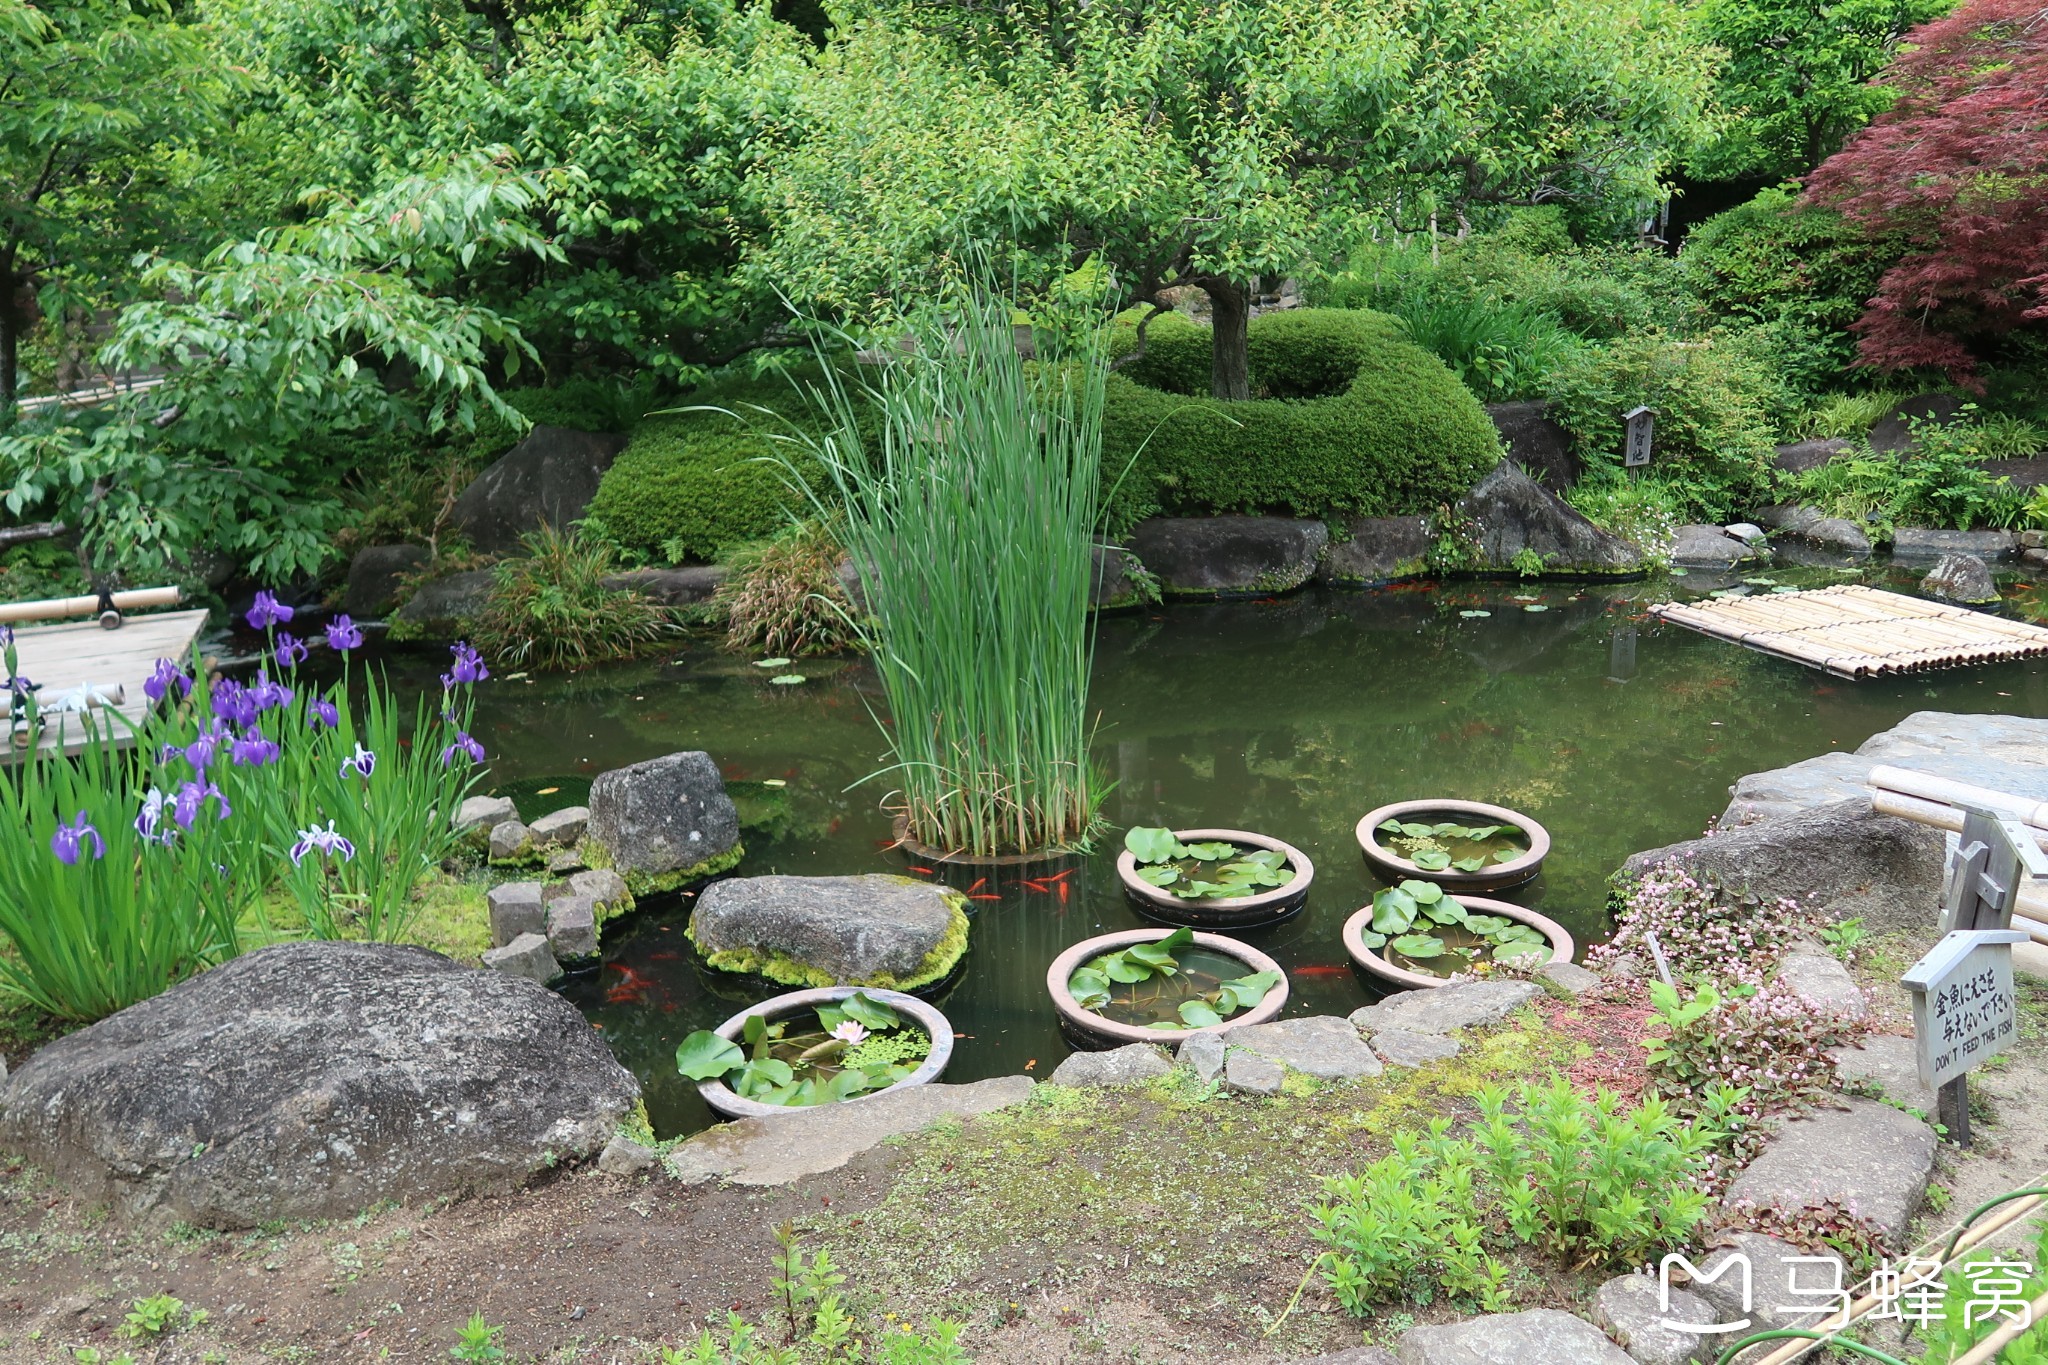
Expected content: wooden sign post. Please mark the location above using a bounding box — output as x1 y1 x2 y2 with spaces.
1623 407 1656 469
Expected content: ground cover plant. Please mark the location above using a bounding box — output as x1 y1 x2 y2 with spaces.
469 523 674 669
1065 925 1281 1029
675 990 933 1109
1123 825 1296 901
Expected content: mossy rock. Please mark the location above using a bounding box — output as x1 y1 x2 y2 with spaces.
687 873 971 992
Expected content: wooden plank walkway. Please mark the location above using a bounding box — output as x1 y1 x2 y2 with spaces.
5 609 210 757
1651 584 2048 678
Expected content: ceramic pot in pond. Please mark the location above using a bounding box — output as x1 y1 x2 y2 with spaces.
890 814 1074 868
1114 826 1313 928
1355 799 1550 893
1047 928 1289 1049
696 986 955 1121
1341 895 1575 991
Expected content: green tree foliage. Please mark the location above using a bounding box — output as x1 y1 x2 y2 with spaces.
756 0 1718 400
1689 0 1954 181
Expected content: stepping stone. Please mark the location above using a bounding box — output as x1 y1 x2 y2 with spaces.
690 873 968 989
1223 1048 1284 1096
1349 980 1539 1035
1593 1273 1712 1365
1396 1308 1633 1364
1541 961 1600 995
482 932 560 985
1776 951 1867 1020
486 882 546 947
1178 1030 1226 1083
546 848 587 875
1228 1016 1382 1080
529 805 590 848
545 868 631 915
597 1134 659 1176
1048 1043 1173 1088
1369 1028 1461 1068
456 794 517 835
488 820 533 862
1829 1034 1936 1115
1721 1099 1935 1244
546 895 600 961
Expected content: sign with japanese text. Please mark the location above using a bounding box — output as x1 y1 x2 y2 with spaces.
1902 929 2027 1090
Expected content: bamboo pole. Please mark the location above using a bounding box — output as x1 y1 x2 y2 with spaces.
1952 1288 2048 1364
0 586 181 625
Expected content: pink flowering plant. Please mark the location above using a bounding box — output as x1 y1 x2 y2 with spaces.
1592 862 1810 992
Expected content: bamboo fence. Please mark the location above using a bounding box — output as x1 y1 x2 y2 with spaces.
1651 585 2048 678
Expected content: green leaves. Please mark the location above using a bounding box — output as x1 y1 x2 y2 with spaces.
1072 931 1276 1027
1125 826 1180 863
1391 933 1446 959
1216 969 1281 1013
676 1030 745 1080
1365 883 1552 967
1128 830 1296 900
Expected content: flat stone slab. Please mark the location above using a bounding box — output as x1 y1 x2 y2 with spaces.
1891 527 2019 561
1688 1231 1845 1337
1593 1273 1711 1365
689 873 967 989
1722 1099 1936 1245
666 1076 1034 1186
1830 1034 1936 1115
1350 981 1540 1036
1048 1043 1173 1088
529 805 590 847
1541 961 1600 995
1223 1049 1285 1096
597 1134 659 1176
1396 1308 1633 1364
1129 515 1330 596
1229 1016 1382 1080
1369 1028 1462 1068
1776 951 1867 1019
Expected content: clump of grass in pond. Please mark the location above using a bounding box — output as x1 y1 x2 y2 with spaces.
1360 879 1551 976
675 990 931 1107
771 265 1110 857
1125 826 1295 900
1068 926 1280 1029
1376 817 1528 872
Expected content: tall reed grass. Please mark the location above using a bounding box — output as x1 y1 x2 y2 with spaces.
776 277 1110 856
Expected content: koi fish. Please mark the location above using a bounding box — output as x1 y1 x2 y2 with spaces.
967 878 987 894
907 865 935 875
605 964 658 1004
1290 964 1353 977
1023 879 1050 893
1056 882 1068 905
969 893 1001 902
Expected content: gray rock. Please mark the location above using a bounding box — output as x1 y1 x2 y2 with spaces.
1091 544 1153 610
1128 516 1331 596
1396 1308 1633 1364
1722 711 2048 826
1299 1350 1398 1365
546 896 600 961
1178 1030 1227 1083
344 544 430 618
1688 1232 1845 1338
1724 523 1766 544
689 873 965 988
1892 527 2021 561
596 1134 659 1176
1541 961 1601 995
1622 798 1946 934
1771 438 1854 474
481 932 560 985
0 942 636 1227
1831 1035 1937 1115
1488 399 1580 491
1369 1028 1462 1068
600 565 726 605
486 882 546 947
1223 1048 1285 1096
1593 1274 1712 1365
1757 506 1871 556
450 425 629 556
1921 551 1998 603
1349 981 1540 1035
1776 951 1868 1020
528 805 590 848
456 794 518 836
1672 524 1768 568
667 1076 1034 1186
1722 1099 1936 1245
547 848 587 875
1048 1043 1174 1088
1455 460 1642 576
394 569 495 632
546 868 631 916
1229 1016 1383 1080
488 820 533 862
586 750 741 891
1870 393 1964 454
1319 516 1433 587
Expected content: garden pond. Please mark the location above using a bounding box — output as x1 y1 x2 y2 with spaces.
358 564 2048 1137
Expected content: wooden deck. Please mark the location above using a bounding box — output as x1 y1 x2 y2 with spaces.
5 609 209 757
1651 584 2048 678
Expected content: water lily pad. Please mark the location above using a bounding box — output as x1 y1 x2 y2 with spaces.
1391 933 1445 959
1460 609 1492 618
1411 849 1452 871
770 674 807 685
753 658 793 668
676 1031 744 1080
1523 604 1549 613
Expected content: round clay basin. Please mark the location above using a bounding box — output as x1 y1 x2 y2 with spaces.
696 986 954 1120
1046 928 1289 1049
1115 827 1314 928
1355 799 1550 892
1341 894 1576 991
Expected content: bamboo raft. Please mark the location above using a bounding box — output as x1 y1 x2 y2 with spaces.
1649 584 2048 678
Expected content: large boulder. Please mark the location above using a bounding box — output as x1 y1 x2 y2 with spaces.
1453 460 1642 577
1621 798 1946 933
1128 516 1330 596
1671 524 1767 568
1487 400 1580 490
1921 551 1998 603
1772 437 1854 474
450 425 629 556
1869 392 1964 454
1891 527 2020 561
1753 504 1871 557
601 565 726 606
1318 515 1433 587
394 568 495 632
1721 711 2048 826
586 750 743 894
0 942 638 1228
344 544 430 617
688 873 969 990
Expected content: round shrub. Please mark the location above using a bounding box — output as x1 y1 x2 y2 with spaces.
1101 308 1503 531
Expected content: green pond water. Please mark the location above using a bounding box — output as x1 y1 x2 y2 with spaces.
381 565 2048 1137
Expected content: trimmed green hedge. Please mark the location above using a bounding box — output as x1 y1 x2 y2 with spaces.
1101 308 1504 531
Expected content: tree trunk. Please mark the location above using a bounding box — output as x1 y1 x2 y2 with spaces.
1205 277 1252 401
0 245 19 418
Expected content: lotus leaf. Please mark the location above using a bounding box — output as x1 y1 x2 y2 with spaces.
1453 856 1487 872
1125 826 1179 863
1135 864 1181 887
1178 1000 1224 1028
1175 879 1231 899
1463 913 1513 935
676 1030 745 1080
1411 849 1452 871
838 991 901 1030
1392 933 1445 959
1068 966 1111 1008
1179 840 1239 861
1403 879 1444 904
770 674 807 685
1460 610 1491 618
752 657 793 668
1428 897 1469 926
1372 886 1419 934
1215 969 1281 1013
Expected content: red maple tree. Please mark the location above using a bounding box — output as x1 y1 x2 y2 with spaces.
1803 0 2048 382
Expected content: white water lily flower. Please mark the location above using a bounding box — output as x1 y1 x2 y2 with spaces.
831 1021 869 1045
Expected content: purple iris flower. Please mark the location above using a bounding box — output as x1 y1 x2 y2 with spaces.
6 674 36 702
339 742 376 779
172 780 230 829
230 734 279 767
184 720 228 772
289 820 357 866
50 811 104 865
143 658 193 703
325 615 363 652
245 591 295 631
249 673 294 712
439 731 487 766
441 641 489 689
309 698 340 729
134 789 178 846
0 624 11 648
211 679 258 728
274 633 309 669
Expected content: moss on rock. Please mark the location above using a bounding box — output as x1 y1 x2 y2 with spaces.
687 882 970 992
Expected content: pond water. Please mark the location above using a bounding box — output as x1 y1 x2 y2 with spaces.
368 563 2048 1137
